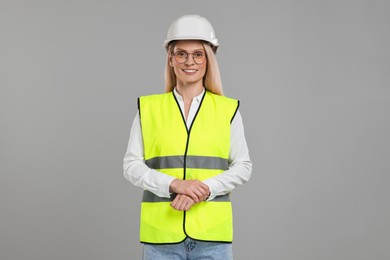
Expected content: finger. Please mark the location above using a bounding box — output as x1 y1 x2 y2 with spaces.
191 189 204 202
171 194 184 209
189 181 208 196
197 183 210 195
170 196 178 208
187 191 199 203
178 198 188 211
189 182 207 195
175 195 193 210
184 199 194 211
182 198 192 211
178 195 190 211
192 189 208 202
171 197 182 210
181 202 188 211
184 203 191 211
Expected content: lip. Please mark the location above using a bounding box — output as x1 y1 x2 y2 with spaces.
182 69 198 75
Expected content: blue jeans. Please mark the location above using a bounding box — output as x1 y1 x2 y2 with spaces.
142 237 233 260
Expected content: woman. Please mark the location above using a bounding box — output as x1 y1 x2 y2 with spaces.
123 14 252 260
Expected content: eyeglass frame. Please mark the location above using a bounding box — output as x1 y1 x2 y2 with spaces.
170 50 207 65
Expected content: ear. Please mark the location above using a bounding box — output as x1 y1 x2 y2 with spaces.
168 53 173 67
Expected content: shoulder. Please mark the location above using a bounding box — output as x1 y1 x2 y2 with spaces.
206 91 239 107
139 92 172 101
138 92 173 105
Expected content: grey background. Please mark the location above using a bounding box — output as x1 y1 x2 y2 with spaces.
1 0 389 259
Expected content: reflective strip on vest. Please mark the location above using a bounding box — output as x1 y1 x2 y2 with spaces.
142 190 231 203
145 155 229 170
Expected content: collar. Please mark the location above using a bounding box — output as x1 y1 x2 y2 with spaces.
173 87 205 103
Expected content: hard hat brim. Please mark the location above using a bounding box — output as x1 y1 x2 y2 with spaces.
163 36 219 48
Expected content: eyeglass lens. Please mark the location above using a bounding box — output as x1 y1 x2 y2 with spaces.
173 51 206 64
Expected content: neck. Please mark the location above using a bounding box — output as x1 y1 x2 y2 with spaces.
175 81 204 102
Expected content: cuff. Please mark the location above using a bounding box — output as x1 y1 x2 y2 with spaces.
149 169 176 198
163 175 176 198
202 178 218 201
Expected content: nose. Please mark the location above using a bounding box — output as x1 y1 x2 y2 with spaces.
184 54 195 65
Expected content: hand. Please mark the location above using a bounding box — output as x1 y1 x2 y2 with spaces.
170 194 195 211
169 179 210 203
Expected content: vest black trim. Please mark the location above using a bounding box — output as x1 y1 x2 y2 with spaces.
230 100 240 124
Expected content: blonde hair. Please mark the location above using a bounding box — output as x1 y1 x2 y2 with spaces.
164 41 223 95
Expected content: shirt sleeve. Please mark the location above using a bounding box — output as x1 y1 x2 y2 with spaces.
123 112 175 198
202 110 253 201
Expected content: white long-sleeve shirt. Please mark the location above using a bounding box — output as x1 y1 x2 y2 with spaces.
123 88 252 200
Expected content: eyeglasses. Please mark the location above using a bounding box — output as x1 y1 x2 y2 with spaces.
171 50 206 64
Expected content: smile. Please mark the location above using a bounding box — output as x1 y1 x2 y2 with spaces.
182 69 197 73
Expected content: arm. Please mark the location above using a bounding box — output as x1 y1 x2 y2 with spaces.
123 112 208 202
202 110 252 201
123 112 175 198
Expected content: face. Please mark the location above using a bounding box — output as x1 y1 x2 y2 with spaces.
169 40 207 87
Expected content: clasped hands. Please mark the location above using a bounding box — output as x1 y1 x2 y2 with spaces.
169 179 210 211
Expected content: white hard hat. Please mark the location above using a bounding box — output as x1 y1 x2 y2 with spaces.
164 15 219 53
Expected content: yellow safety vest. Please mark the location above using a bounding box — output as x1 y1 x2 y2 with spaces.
138 90 239 244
